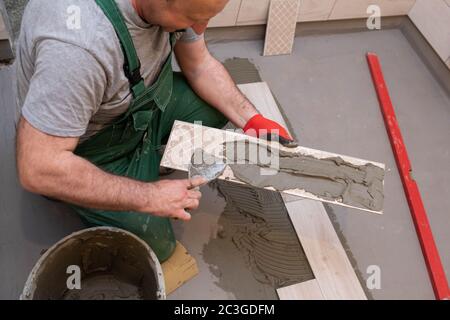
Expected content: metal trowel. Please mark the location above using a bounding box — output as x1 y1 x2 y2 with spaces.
188 149 226 190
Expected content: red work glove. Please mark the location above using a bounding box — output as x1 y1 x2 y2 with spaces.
244 114 298 148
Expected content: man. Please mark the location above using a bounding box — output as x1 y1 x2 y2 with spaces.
15 0 295 262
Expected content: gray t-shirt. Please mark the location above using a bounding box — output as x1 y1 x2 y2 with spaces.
15 0 201 142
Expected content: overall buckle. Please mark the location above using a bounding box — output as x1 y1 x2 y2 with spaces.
124 65 143 87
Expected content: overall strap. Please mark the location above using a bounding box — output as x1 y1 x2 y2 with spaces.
95 0 145 97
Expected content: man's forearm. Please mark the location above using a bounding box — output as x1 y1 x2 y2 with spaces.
22 149 153 213
183 55 258 129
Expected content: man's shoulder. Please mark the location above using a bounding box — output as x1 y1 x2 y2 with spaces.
23 0 114 52
26 0 104 24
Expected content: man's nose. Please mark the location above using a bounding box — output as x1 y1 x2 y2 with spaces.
192 21 209 35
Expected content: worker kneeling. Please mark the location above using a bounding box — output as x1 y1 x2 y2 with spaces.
15 0 295 262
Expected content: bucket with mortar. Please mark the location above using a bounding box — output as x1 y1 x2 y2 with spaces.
21 227 165 300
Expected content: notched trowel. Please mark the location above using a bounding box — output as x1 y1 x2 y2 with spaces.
188 149 226 190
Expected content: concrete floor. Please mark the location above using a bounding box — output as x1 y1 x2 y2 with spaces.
206 28 450 300
1 28 449 299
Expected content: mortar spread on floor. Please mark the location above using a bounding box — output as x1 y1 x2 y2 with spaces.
223 58 263 84
203 181 314 297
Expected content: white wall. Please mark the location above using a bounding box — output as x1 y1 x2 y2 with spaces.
409 0 450 67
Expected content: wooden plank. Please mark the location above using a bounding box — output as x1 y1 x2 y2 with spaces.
277 279 325 300
284 199 367 300
237 82 286 125
263 0 300 56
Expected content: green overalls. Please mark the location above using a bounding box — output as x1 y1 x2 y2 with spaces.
71 0 227 262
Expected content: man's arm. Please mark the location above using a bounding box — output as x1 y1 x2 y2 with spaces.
16 117 204 220
175 37 296 146
174 37 258 129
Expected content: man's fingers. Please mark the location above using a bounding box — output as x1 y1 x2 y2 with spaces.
188 190 202 200
263 133 298 148
278 135 298 148
173 209 191 221
184 198 200 211
188 176 207 189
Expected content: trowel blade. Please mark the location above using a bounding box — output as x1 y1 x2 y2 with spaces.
188 149 226 185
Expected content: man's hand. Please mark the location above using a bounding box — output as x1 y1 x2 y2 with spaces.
243 114 298 148
144 177 206 221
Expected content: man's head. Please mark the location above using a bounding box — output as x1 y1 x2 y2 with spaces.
137 0 229 34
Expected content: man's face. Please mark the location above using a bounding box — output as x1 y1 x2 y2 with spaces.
158 0 229 34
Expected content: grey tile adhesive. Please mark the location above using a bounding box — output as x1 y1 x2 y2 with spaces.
205 181 315 294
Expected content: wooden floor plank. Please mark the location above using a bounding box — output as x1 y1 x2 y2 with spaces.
284 199 367 300
237 82 287 126
277 279 325 300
